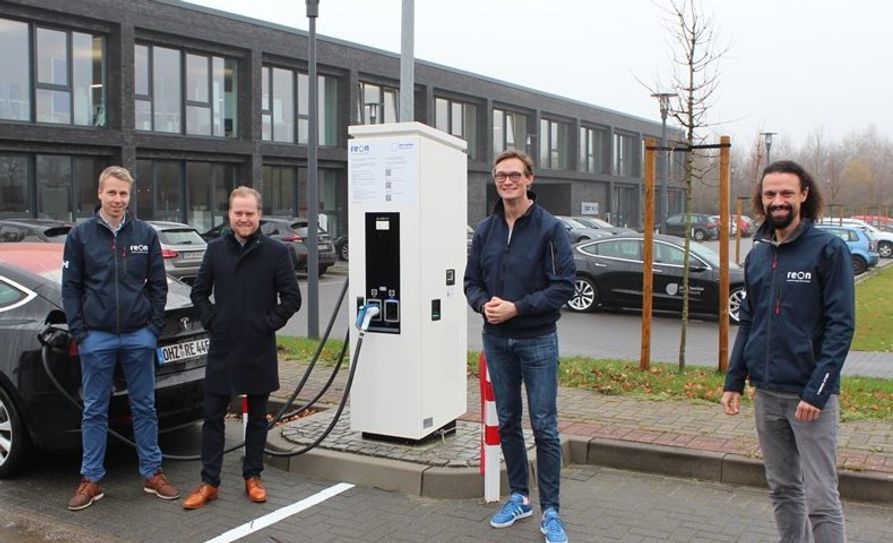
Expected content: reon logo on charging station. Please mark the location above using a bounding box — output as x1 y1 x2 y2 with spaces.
349 144 371 154
786 270 812 283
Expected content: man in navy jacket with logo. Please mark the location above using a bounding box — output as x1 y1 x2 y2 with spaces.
722 160 854 542
62 166 179 511
465 149 575 543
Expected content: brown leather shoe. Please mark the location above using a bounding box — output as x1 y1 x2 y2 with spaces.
68 477 104 511
144 470 181 500
245 476 267 503
183 483 219 510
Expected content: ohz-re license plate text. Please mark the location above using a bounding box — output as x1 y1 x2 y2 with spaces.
156 337 210 365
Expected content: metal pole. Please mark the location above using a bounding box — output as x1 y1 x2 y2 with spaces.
652 93 676 233
306 0 319 339
400 0 414 122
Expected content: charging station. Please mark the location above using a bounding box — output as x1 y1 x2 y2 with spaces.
347 122 468 441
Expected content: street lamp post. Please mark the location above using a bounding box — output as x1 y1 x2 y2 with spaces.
306 0 320 338
652 92 677 233
760 131 777 167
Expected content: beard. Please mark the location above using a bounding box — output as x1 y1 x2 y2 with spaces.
766 205 797 229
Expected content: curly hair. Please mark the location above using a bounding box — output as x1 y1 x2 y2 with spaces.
751 160 824 221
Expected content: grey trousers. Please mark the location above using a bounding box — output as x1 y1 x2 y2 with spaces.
754 390 846 543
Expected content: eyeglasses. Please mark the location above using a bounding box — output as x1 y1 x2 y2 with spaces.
493 172 525 182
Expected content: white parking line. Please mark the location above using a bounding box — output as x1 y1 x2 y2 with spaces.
203 482 354 543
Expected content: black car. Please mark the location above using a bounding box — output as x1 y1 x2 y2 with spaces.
203 217 337 275
0 219 73 243
663 213 719 241
566 234 746 323
0 243 208 478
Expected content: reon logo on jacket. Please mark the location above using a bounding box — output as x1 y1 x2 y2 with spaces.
130 244 149 254
786 270 812 283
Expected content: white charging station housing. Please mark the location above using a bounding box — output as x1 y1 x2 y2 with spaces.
347 122 468 441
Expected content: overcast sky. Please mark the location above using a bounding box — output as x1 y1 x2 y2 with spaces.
185 0 890 151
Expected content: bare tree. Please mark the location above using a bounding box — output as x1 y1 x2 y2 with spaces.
655 0 729 369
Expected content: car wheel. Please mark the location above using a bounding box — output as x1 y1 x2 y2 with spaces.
728 287 746 325
339 241 349 261
692 228 706 241
567 276 598 312
0 386 30 478
852 255 868 275
879 241 893 258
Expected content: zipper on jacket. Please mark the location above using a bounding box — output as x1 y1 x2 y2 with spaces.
111 237 120 333
765 247 778 382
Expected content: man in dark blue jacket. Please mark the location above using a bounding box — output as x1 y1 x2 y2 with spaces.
722 160 854 543
183 186 301 510
62 166 179 511
465 149 575 543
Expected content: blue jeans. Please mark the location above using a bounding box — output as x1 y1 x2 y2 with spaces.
482 332 561 512
78 327 162 481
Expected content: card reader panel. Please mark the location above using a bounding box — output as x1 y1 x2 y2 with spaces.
364 212 400 334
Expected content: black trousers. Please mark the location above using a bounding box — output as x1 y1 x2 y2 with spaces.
200 390 269 487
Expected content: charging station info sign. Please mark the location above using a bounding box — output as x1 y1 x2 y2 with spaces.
349 140 418 206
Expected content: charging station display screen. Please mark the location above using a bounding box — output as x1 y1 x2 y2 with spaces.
364 212 400 334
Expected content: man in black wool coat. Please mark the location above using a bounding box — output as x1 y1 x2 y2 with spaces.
184 185 301 510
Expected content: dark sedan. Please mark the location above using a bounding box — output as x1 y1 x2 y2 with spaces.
0 219 73 243
566 234 746 324
0 244 208 478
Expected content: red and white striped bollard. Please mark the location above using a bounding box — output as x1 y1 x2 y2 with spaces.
480 352 501 502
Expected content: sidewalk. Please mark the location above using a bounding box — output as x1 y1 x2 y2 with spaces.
272 357 893 504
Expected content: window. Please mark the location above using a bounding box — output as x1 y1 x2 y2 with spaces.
593 240 641 260
654 242 685 266
0 279 33 312
614 131 639 177
435 96 477 158
262 65 339 146
0 19 29 121
135 44 237 137
0 154 105 220
136 159 234 229
263 165 297 216
0 18 105 126
579 125 608 173
0 154 30 217
357 81 398 125
539 118 569 170
493 108 527 155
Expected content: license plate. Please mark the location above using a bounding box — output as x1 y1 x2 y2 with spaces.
179 251 203 262
156 337 210 366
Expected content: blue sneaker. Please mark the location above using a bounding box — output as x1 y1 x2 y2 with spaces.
540 508 568 543
489 492 532 528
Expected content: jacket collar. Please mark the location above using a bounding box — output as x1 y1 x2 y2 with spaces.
755 217 812 247
492 190 538 219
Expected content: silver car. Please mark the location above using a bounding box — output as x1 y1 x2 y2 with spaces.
147 221 207 284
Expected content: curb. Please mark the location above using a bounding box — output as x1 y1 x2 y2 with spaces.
264 427 893 504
